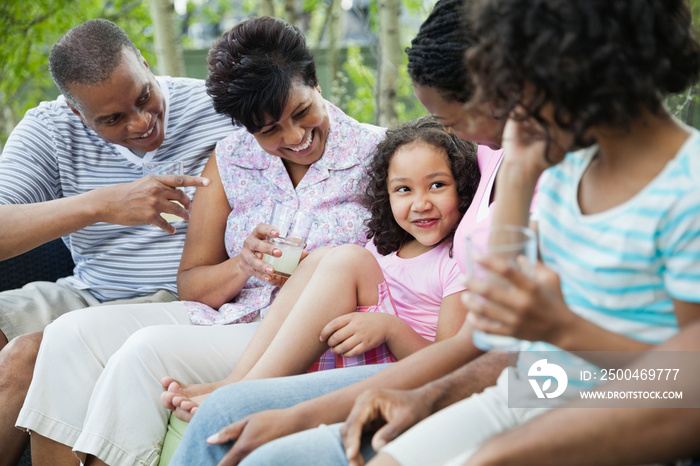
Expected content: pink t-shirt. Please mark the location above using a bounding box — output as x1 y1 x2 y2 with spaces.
453 145 505 273
367 239 466 341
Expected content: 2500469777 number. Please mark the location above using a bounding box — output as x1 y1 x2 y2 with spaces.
600 368 679 381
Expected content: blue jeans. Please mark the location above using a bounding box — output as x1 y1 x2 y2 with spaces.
170 364 390 465
239 422 379 466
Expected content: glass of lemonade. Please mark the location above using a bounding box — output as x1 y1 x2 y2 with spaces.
142 161 186 224
262 202 315 278
465 224 537 352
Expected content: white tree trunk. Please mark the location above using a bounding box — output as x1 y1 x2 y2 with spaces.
149 0 184 77
328 0 342 84
260 0 276 18
376 0 400 127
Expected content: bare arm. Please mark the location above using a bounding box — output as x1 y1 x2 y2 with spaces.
176 153 251 308
385 291 468 358
385 291 468 359
177 151 297 308
0 172 208 261
321 290 468 362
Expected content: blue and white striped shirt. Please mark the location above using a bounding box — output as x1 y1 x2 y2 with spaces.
532 129 700 348
0 77 232 301
513 128 700 394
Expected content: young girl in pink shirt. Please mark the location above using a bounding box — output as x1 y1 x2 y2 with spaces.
164 116 480 419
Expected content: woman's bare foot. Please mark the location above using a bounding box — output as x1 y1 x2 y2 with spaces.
160 376 223 422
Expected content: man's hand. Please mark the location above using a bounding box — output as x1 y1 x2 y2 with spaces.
206 408 304 466
99 174 210 234
340 387 435 466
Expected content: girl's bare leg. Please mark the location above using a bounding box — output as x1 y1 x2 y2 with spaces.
162 247 334 416
241 243 385 380
164 245 384 420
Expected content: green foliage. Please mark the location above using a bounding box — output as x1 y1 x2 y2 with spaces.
335 46 376 123
0 0 153 146
395 53 429 123
664 0 700 128
331 0 431 126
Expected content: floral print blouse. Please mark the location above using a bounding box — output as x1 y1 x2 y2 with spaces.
185 101 386 325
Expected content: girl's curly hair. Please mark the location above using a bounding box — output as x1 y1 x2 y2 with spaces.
363 116 480 256
466 0 700 146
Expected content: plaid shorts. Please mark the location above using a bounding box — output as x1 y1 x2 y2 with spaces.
307 280 398 373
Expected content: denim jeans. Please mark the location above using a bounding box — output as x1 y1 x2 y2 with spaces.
170 364 390 465
239 422 379 466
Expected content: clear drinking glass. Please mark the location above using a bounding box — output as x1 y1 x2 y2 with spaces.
465 224 537 351
142 161 186 224
261 202 315 278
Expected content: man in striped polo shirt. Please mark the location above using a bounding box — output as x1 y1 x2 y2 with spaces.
0 19 232 464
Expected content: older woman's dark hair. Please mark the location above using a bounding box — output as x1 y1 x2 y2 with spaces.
467 0 700 146
206 16 318 133
364 116 480 256
49 19 142 111
406 0 476 104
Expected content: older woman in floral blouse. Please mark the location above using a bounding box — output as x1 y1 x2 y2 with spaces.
18 17 384 466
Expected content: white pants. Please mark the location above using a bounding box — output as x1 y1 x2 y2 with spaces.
381 368 551 465
16 302 260 466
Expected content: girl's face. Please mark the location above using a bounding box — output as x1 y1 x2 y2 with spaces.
413 83 504 150
387 140 462 254
253 81 330 182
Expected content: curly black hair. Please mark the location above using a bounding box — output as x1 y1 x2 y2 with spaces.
205 16 318 134
49 19 142 111
364 116 480 256
467 0 700 145
405 0 476 104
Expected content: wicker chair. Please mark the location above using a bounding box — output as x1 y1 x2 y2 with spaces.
0 239 75 292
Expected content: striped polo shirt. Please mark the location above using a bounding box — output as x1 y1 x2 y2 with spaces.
0 76 233 301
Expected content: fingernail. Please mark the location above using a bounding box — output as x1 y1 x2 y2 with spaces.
265 267 274 274
270 229 278 236
263 275 270 282
207 433 220 444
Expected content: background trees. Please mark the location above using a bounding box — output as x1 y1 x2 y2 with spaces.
2 0 700 148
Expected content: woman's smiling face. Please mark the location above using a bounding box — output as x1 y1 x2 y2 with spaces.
253 81 330 182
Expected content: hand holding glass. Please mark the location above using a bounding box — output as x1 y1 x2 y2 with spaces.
142 161 187 224
262 203 315 278
465 224 537 351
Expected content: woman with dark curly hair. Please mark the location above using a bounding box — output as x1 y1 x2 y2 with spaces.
164 116 479 418
355 0 700 464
